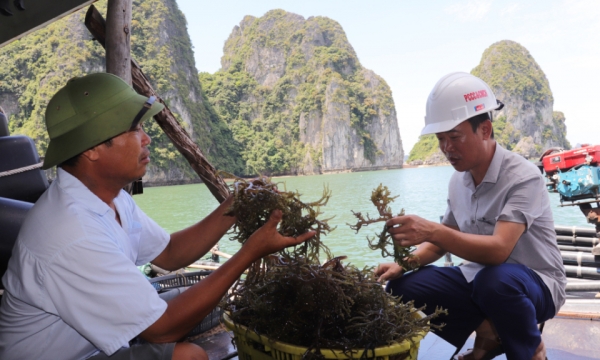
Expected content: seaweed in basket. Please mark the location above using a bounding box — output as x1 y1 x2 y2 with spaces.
220 175 445 359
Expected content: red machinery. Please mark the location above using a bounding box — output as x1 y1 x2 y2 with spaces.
542 145 600 176
539 145 600 252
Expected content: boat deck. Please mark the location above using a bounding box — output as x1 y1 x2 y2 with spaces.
197 289 600 360
413 287 600 359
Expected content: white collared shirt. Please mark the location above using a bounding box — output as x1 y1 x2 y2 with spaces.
0 168 170 359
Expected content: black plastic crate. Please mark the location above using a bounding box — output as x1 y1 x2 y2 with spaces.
150 270 212 292
149 271 223 338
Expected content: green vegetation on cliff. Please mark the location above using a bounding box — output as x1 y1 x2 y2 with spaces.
492 114 519 150
408 135 438 162
199 66 302 175
199 10 396 175
0 0 243 179
471 40 552 104
0 8 104 155
471 40 569 154
1 6 399 177
130 0 245 175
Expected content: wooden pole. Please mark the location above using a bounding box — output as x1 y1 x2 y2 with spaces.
105 0 132 85
187 264 221 271
85 5 230 203
212 250 233 259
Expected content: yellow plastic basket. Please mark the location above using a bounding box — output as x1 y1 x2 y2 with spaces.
223 311 427 360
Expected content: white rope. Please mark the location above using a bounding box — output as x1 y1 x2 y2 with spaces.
0 162 43 178
577 251 583 278
570 226 577 244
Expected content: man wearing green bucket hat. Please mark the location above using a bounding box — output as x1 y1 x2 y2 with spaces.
0 73 314 360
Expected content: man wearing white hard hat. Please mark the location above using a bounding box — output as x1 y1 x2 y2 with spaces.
376 72 566 360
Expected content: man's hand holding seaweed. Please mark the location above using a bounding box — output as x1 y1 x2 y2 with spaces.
242 209 316 259
376 214 450 282
349 184 423 276
374 214 439 283
386 214 440 248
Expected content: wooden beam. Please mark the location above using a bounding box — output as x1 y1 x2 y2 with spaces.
85 5 230 203
105 0 132 85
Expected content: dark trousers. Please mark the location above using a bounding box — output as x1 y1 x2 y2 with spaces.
386 264 555 360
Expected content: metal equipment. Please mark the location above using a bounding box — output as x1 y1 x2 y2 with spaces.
540 145 600 254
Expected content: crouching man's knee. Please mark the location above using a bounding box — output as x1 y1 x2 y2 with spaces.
471 264 528 312
172 342 207 360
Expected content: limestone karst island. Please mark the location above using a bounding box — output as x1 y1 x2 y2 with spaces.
1 4 404 185
0 3 572 184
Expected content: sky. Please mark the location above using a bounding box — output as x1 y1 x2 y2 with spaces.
176 0 600 154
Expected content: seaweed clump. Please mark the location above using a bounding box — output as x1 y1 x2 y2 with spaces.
349 184 419 272
227 256 444 355
223 174 333 261
221 176 445 358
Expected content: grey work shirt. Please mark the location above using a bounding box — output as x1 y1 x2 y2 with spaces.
442 143 566 313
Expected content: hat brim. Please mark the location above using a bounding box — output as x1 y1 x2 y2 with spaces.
420 102 502 136
43 94 164 169
420 118 464 136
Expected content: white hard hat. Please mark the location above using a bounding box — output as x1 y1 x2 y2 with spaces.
422 72 503 135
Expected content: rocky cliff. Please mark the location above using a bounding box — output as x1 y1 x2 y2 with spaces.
409 40 570 164
200 10 404 175
473 40 570 157
0 0 243 185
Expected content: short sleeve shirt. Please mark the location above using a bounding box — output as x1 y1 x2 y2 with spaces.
0 168 170 360
442 143 566 313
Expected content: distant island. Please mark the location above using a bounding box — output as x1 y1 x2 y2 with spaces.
408 40 570 166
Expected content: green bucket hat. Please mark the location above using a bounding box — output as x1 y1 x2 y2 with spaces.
43 73 165 169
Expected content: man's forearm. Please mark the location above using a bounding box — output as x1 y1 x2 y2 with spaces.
431 228 503 264
152 197 236 270
412 242 446 267
141 209 313 343
140 248 255 342
430 221 525 265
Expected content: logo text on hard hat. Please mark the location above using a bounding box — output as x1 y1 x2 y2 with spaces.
474 104 485 111
464 90 488 102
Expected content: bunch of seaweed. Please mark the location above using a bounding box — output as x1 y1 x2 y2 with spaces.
349 184 419 272
222 173 333 261
221 176 445 358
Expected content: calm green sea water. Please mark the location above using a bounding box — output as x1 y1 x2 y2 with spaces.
134 166 593 269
